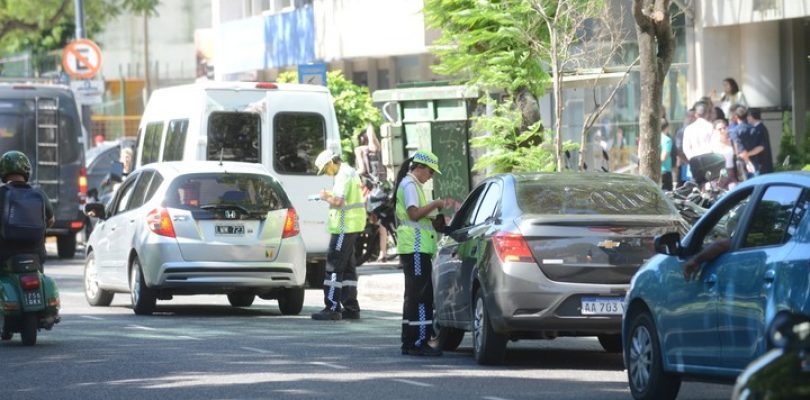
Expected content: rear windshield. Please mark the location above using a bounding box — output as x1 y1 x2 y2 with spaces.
517 179 676 216
165 173 288 214
0 99 80 163
273 113 326 175
207 112 260 163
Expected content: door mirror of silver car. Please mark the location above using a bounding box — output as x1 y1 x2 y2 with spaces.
768 312 810 350
654 232 681 256
84 203 107 220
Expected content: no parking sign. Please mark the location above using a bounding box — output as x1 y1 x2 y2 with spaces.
62 39 103 80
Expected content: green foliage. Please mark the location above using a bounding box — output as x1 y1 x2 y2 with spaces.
470 98 578 173
803 164 810 172
277 70 381 163
776 111 804 171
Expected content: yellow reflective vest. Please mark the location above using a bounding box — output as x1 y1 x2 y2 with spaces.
396 174 437 255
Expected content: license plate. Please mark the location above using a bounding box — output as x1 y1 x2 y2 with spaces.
215 225 244 236
581 297 624 315
24 290 42 306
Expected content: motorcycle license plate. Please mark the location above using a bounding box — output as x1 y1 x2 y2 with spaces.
581 297 624 315
24 290 43 306
215 225 244 236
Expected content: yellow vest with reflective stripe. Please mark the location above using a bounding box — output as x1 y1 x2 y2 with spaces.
396 175 437 255
328 166 366 234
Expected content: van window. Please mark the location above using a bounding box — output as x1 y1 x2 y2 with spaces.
141 122 164 165
163 119 188 162
0 99 80 163
206 112 260 163
273 113 326 175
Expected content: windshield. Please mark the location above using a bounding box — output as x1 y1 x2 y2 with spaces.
165 173 289 215
517 178 677 216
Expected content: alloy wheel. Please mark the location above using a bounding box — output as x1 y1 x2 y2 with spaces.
130 266 140 306
85 256 100 300
473 296 484 353
629 324 653 392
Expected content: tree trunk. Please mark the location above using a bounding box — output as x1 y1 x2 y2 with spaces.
633 0 673 183
550 28 564 172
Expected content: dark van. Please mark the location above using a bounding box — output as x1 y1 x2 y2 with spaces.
0 83 88 258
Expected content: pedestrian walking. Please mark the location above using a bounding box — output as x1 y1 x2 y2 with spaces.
682 101 713 161
739 108 774 176
393 150 451 356
311 150 367 321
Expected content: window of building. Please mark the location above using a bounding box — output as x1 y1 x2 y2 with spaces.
162 119 188 162
206 112 260 163
272 113 325 175
141 122 164 166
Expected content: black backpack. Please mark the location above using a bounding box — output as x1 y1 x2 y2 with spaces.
2 184 46 241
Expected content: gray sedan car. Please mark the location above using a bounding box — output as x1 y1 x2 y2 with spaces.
433 172 687 365
83 161 306 315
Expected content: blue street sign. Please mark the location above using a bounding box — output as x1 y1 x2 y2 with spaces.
298 63 328 86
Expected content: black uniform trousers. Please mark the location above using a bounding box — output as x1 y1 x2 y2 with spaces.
400 252 434 350
322 232 360 313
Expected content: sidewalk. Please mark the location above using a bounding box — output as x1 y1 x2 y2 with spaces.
356 260 404 314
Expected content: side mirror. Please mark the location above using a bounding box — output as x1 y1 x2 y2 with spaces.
768 312 810 350
654 232 681 256
84 203 107 220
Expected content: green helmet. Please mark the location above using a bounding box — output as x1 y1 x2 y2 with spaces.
0 151 32 183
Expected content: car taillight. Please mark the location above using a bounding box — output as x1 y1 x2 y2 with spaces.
256 82 278 89
492 232 535 263
20 275 40 290
147 208 176 238
78 166 88 205
282 208 300 238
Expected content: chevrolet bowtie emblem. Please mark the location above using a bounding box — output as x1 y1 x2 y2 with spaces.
598 240 621 249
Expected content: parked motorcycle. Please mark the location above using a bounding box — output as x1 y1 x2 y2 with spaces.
0 254 60 346
355 176 398 266
667 153 729 225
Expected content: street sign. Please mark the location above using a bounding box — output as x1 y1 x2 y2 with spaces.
62 39 103 79
298 63 327 86
69 79 105 105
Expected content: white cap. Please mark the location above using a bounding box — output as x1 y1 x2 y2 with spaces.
315 150 337 175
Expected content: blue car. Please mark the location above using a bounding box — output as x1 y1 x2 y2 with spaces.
622 171 810 400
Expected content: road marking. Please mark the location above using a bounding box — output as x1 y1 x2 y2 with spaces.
80 315 104 320
126 325 157 331
309 361 347 370
241 346 275 354
392 378 433 387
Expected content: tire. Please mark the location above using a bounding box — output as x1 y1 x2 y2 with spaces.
598 334 623 353
277 287 305 315
1 316 12 341
436 324 465 351
130 257 156 315
306 261 326 289
625 311 681 400
227 293 255 307
84 252 114 306
20 313 37 346
472 290 507 365
57 233 77 259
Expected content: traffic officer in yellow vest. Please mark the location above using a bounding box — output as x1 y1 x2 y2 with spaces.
311 150 367 321
394 150 452 356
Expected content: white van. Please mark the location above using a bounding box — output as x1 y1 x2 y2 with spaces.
134 81 341 284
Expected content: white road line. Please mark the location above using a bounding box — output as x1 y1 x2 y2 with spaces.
391 378 433 388
309 361 347 370
80 315 104 320
241 346 275 354
126 325 157 331
175 335 200 340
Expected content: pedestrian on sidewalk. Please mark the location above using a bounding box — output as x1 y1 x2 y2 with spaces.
311 150 367 321
393 150 452 356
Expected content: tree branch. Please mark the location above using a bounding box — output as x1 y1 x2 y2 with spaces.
0 0 72 40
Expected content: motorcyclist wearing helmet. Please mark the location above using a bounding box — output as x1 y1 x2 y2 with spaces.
0 151 54 268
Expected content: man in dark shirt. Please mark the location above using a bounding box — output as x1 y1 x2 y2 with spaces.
0 151 54 267
737 108 774 176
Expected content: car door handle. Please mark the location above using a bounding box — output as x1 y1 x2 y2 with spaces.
763 269 775 283
704 273 717 286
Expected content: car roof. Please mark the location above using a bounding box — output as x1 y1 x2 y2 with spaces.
140 161 273 178
0 83 73 98
153 81 330 94
734 171 810 189
504 171 656 185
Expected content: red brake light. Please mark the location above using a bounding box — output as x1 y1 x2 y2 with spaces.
70 221 84 229
256 82 278 89
20 275 40 290
78 166 88 204
492 232 535 263
282 208 300 238
147 208 176 238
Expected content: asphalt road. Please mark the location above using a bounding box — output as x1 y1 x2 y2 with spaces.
0 246 733 400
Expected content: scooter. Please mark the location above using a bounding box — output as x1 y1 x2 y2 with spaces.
0 254 60 346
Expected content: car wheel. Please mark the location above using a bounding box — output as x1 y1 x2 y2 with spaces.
0 316 12 341
20 313 37 346
278 287 305 315
130 257 156 315
84 252 114 306
306 260 326 289
472 290 507 365
598 334 623 353
227 293 255 307
626 311 681 400
437 324 465 351
57 233 77 259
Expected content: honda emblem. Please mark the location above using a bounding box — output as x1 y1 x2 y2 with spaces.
225 210 237 219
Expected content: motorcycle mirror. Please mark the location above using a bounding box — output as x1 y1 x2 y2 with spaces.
768 313 810 350
654 232 681 256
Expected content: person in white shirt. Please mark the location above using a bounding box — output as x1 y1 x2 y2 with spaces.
682 101 714 160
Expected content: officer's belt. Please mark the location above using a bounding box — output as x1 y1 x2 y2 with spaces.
400 219 435 232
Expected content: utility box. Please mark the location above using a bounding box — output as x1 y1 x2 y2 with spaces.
373 85 479 206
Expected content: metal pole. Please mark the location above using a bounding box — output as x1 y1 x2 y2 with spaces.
74 0 85 39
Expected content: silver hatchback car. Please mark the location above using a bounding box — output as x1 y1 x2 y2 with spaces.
83 161 306 315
